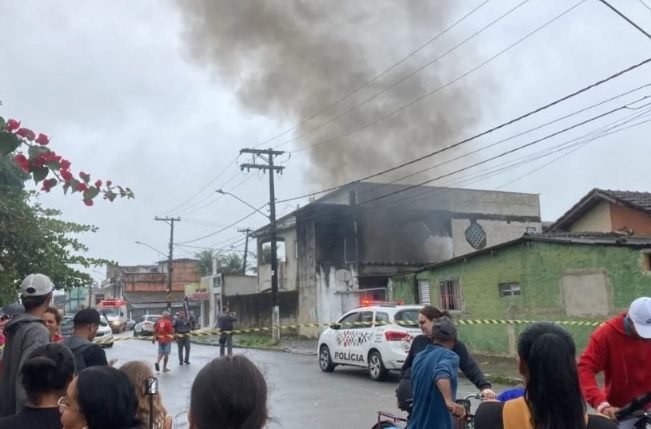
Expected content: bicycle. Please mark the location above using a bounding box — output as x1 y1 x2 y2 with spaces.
373 393 483 429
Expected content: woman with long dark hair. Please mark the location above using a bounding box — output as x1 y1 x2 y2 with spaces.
59 366 139 429
474 322 617 429
396 306 495 411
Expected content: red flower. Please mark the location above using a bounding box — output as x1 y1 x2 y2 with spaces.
14 154 29 173
60 169 73 182
95 179 102 188
35 133 50 146
83 199 94 207
41 178 57 192
60 159 71 170
15 128 36 141
5 119 20 132
76 183 88 192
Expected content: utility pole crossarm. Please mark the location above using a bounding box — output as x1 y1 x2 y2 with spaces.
240 163 285 173
240 148 285 156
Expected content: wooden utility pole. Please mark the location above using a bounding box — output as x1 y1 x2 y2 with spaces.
154 216 181 312
239 148 285 342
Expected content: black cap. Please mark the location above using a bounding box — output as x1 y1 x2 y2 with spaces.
73 308 100 326
432 316 457 341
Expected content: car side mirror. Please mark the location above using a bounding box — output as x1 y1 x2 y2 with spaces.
330 323 341 330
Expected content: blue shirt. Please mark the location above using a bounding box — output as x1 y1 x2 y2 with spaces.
409 344 459 429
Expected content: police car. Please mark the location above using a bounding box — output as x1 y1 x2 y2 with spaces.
317 304 423 381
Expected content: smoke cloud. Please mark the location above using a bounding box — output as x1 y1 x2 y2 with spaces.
176 1 484 188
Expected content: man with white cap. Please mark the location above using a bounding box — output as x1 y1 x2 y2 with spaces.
579 297 651 428
0 273 53 416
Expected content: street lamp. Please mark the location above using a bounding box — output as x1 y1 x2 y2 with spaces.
216 189 269 219
134 241 167 259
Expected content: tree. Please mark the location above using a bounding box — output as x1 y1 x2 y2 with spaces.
195 250 215 277
0 116 133 205
0 157 112 305
219 253 243 275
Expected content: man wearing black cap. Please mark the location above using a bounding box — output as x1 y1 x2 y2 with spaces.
0 274 53 416
410 317 467 429
64 308 109 373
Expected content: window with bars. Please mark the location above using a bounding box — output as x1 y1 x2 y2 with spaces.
439 279 462 311
418 280 431 305
499 282 522 297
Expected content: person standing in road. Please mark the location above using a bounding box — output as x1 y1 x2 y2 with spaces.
217 306 237 357
578 296 651 428
409 317 466 429
153 312 174 373
173 310 192 366
64 309 111 373
0 273 53 416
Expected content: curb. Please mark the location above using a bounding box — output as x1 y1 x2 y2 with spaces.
190 338 317 356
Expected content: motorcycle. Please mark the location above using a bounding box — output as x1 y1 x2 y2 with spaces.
615 392 651 429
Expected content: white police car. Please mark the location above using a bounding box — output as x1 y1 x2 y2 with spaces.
317 304 423 381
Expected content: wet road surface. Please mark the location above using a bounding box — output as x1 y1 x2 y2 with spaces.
107 333 501 428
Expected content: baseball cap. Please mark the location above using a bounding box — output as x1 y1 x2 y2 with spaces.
20 273 54 297
73 308 101 326
629 297 651 339
432 316 457 341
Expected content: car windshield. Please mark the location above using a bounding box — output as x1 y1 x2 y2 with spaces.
100 308 121 317
393 309 420 327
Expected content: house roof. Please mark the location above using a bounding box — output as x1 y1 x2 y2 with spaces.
416 232 651 272
549 189 651 231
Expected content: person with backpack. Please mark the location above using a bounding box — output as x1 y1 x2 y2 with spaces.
63 309 110 373
0 273 54 416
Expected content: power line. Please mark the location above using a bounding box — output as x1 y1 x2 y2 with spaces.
272 0 531 151
276 55 651 204
248 0 494 150
597 0 651 39
289 0 586 155
640 0 651 13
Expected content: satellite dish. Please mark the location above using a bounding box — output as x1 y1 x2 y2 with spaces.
335 270 352 284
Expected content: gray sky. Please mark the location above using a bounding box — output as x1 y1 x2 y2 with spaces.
1 0 650 284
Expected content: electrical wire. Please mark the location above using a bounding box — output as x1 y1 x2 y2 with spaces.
176 203 268 245
597 0 651 39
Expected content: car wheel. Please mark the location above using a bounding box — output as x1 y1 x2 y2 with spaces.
319 345 336 372
368 350 387 381
133 330 139 337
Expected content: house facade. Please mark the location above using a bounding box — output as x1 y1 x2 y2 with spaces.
253 182 542 334
392 233 651 356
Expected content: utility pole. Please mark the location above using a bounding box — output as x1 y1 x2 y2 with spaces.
238 227 253 275
155 216 181 313
240 148 285 343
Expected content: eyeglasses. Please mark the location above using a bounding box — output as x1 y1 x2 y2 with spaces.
57 396 79 413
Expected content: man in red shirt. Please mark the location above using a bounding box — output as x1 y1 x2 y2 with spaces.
578 297 651 427
153 311 174 373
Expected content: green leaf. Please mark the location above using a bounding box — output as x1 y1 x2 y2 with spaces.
83 187 100 200
45 161 60 170
27 145 48 160
0 132 21 157
63 182 70 195
69 179 80 193
32 167 49 184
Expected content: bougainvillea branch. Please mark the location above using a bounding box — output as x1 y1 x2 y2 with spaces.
0 116 134 206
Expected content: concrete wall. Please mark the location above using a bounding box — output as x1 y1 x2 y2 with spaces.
569 201 612 232
224 274 258 296
225 291 298 331
393 241 651 356
257 227 298 292
451 218 542 257
610 203 651 235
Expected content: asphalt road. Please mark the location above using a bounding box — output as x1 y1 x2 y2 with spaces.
107 332 501 429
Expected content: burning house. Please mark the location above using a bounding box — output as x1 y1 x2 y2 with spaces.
253 182 542 330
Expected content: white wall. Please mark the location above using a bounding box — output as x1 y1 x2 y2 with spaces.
451 218 543 257
569 201 612 233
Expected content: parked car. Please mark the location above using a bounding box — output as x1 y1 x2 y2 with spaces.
133 315 161 337
93 319 114 348
317 304 422 381
60 315 74 338
126 319 136 330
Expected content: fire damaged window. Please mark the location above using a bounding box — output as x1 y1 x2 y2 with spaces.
439 279 462 311
499 282 521 297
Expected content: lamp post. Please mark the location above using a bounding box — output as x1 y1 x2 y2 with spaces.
134 241 167 259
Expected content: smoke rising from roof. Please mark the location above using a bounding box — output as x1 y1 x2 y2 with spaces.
176 1 485 187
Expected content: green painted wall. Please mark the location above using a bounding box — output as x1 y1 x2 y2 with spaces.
392 241 651 356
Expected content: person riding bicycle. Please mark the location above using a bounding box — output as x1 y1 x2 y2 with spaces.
474 322 617 429
578 297 651 428
397 306 495 413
